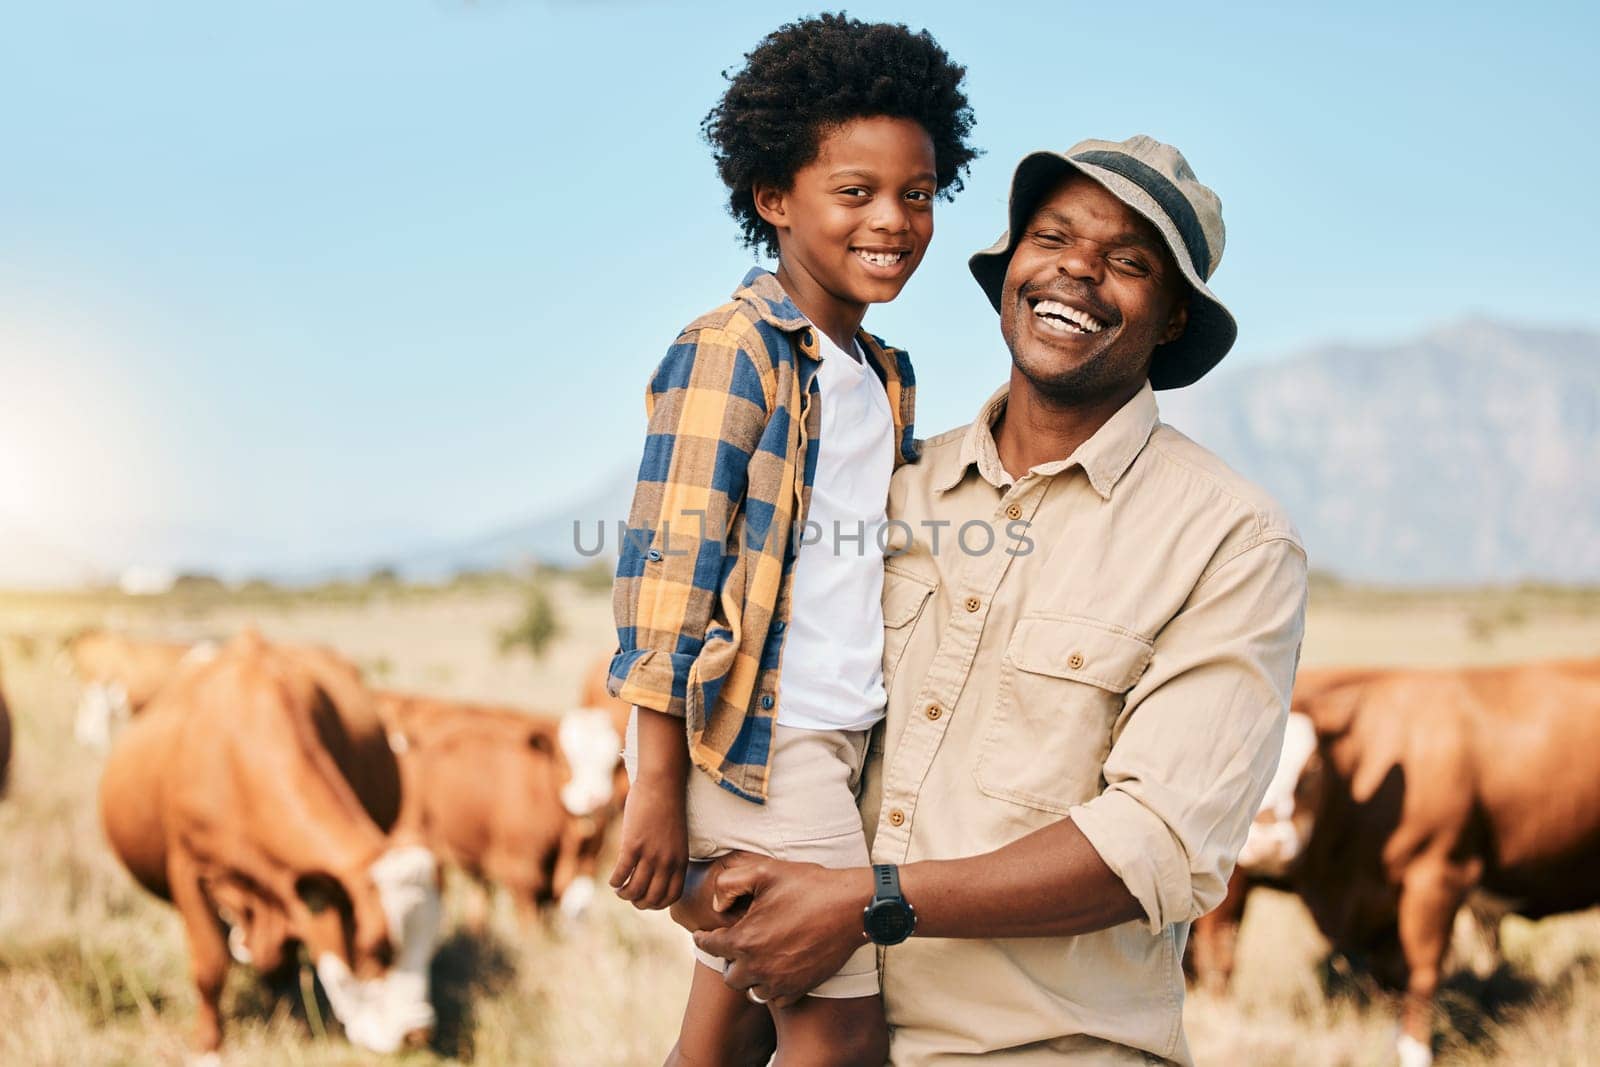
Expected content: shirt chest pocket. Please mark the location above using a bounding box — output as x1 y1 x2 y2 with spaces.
976 616 1154 814
880 567 936 693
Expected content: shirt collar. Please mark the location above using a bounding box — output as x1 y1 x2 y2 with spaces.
734 267 809 330
736 267 882 366
936 379 1160 500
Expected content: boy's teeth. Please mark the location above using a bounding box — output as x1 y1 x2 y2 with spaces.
854 249 905 267
1033 299 1105 334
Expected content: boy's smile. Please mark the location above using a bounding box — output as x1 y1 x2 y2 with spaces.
754 115 937 348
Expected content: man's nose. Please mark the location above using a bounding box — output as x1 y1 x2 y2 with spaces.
1056 244 1103 285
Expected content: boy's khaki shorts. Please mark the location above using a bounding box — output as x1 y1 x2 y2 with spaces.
625 712 880 999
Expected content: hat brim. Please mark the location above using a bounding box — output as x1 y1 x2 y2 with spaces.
968 152 1238 391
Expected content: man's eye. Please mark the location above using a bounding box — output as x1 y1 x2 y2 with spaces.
1114 257 1151 274
1030 231 1066 246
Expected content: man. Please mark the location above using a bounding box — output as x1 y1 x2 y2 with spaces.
690 136 1308 1065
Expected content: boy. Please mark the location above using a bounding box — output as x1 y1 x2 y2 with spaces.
608 14 978 1065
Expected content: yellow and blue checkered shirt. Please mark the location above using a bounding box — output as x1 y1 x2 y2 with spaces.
609 268 918 802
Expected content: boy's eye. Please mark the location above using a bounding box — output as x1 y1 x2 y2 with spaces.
838 187 870 198
904 189 933 203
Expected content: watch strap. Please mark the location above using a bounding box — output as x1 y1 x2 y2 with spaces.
872 863 902 904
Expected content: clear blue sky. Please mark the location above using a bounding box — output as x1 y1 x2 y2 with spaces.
2 1 1595 575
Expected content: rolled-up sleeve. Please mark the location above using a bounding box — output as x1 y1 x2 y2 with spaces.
609 332 770 717
1069 534 1308 934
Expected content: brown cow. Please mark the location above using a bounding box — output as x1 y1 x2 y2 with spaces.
377 688 623 922
1209 661 1600 1067
579 651 632 740
68 629 204 747
579 648 632 819
100 632 441 1059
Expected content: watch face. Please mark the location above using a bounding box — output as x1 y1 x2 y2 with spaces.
866 901 915 945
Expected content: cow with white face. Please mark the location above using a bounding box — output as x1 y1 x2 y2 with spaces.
376 690 625 922
555 705 627 918
100 633 441 1057
1235 709 1322 877
1194 661 1600 1067
69 630 216 747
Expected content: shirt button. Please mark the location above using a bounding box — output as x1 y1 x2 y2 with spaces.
800 328 814 347
888 808 906 827
925 704 942 721
759 694 774 710
646 549 663 562
1068 652 1085 670
772 621 786 633
1005 503 1023 520
965 596 981 613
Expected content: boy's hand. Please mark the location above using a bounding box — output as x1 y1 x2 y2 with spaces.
608 773 688 910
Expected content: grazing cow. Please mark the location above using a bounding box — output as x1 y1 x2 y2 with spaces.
1213 661 1600 1067
376 689 624 921
68 630 207 747
100 632 441 1059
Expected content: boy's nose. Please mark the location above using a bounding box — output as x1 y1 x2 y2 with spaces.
868 200 911 234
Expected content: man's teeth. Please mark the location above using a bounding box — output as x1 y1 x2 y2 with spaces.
1033 300 1105 334
854 249 907 268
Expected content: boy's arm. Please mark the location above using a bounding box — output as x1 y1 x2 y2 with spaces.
609 329 772 719
607 329 772 908
609 706 691 909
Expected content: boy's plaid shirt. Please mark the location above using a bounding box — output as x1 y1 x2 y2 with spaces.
609 268 918 802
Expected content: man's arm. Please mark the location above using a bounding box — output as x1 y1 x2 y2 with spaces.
696 535 1308 1002
692 819 1140 1005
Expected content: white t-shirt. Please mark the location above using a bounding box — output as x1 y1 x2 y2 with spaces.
776 328 896 732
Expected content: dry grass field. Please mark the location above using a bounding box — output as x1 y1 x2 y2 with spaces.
1 575 1597 1066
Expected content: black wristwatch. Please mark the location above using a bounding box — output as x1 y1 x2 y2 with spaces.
862 864 917 945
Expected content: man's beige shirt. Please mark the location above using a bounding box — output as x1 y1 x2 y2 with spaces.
861 380 1308 1065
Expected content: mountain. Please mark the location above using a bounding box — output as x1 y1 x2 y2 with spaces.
1157 319 1600 584
422 319 1599 586
9 320 1593 589
389 470 638 579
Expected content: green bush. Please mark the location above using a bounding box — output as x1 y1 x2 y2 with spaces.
499 578 563 660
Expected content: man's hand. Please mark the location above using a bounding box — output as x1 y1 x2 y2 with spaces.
608 774 688 910
691 853 873 1007
668 858 740 933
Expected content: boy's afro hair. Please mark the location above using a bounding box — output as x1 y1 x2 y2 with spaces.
702 12 980 258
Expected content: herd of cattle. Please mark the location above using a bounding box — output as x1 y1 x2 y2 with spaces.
40 629 628 1062
1 632 1597 1066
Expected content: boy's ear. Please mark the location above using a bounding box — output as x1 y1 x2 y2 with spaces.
752 182 789 232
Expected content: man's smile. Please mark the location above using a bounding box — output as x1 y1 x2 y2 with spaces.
1024 290 1115 341
1031 297 1106 336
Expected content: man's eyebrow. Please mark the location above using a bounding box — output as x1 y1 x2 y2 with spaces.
1032 209 1163 253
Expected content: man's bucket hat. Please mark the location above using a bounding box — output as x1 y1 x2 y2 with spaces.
969 135 1237 390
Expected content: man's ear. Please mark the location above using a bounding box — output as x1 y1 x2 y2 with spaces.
752 182 789 232
1159 291 1190 345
